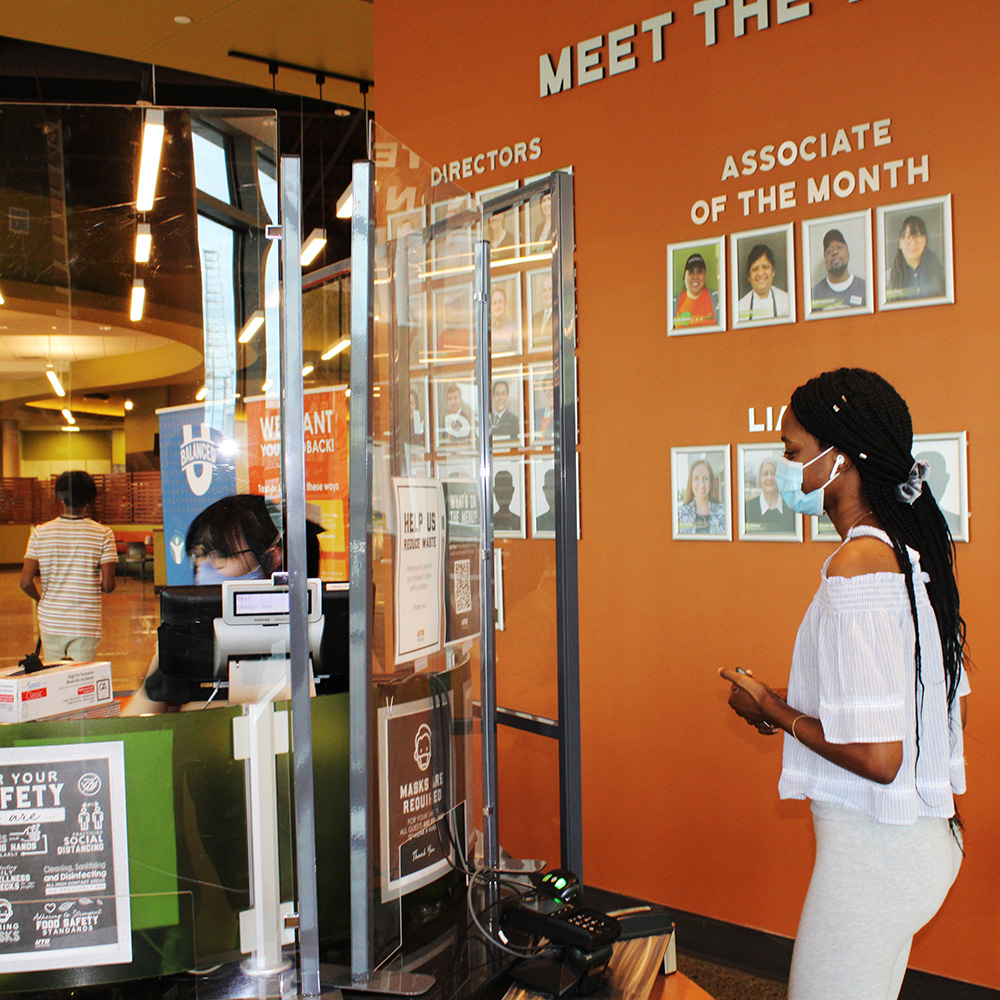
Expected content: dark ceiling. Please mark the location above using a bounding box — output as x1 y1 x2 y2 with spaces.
0 34 367 265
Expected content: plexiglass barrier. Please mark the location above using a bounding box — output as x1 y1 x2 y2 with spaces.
0 104 339 996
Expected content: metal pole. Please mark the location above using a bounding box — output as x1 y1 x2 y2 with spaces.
347 158 376 980
472 239 499 873
280 154 323 995
551 171 584 878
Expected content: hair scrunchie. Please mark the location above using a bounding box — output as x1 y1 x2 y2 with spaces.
895 459 930 504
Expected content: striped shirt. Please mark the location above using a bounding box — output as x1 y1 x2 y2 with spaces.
779 526 969 824
25 517 118 638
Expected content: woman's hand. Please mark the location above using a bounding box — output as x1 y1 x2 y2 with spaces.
718 668 780 735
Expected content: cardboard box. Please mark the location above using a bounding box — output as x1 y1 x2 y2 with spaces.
0 661 114 724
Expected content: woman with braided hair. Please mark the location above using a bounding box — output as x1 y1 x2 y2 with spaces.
719 368 969 1000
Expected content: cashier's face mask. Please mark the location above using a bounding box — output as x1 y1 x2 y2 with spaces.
774 447 844 517
193 562 264 585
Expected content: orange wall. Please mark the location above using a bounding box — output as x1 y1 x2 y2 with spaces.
375 1 1000 988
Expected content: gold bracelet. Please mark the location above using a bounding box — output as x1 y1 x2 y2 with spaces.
791 714 809 744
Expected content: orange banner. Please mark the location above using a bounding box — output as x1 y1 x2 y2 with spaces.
246 385 349 580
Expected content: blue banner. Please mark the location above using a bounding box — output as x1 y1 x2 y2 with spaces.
157 403 238 585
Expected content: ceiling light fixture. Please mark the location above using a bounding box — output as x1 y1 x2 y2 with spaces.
0 286 5 305
130 279 146 321
195 386 207 401
134 223 152 262
300 228 327 266
302 364 315 377
124 399 134 411
334 107 351 117
335 183 353 219
46 367 66 397
261 379 272 392
136 109 165 212
61 426 81 433
238 309 265 343
321 338 350 360
61 409 76 425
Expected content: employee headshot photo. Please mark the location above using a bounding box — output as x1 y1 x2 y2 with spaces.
737 444 802 541
671 446 731 540
527 268 554 350
435 378 476 449
877 195 954 310
803 211 873 319
731 224 795 329
478 181 519 260
490 370 523 446
668 237 725 335
529 365 556 442
490 278 521 356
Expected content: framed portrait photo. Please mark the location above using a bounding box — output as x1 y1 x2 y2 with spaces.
490 273 523 359
431 285 475 363
406 375 431 452
387 205 427 242
913 431 969 542
490 364 525 450
730 224 796 329
671 446 732 540
803 210 873 320
667 237 726 336
527 363 556 445
809 513 840 542
403 290 429 367
433 374 478 451
737 443 802 541
524 189 554 253
430 196 475 272
492 456 527 540
877 195 954 310
526 267 554 351
478 182 520 262
529 455 557 539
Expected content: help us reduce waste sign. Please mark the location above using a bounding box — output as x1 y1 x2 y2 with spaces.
0 743 131 972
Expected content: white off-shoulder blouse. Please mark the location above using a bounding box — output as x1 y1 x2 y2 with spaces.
779 526 969 824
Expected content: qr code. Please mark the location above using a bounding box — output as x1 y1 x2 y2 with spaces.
453 559 472 614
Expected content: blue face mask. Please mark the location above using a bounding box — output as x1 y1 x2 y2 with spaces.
774 447 844 517
193 562 264 586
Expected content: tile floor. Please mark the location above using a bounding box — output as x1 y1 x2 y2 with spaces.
1 564 159 693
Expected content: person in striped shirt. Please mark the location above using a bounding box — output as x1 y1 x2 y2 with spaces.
720 369 968 1000
20 471 117 662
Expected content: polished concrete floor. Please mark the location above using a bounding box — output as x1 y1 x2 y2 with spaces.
2 564 159 693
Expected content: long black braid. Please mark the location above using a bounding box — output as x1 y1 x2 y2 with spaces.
790 369 967 716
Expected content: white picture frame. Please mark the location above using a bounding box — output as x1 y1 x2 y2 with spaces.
490 364 525 450
492 456 527 540
803 209 874 320
433 373 477 451
876 195 954 310
737 443 802 541
913 431 969 542
730 223 796 329
489 272 523 358
529 455 556 539
671 445 732 540
667 236 726 336
527 363 556 446
526 267 554 352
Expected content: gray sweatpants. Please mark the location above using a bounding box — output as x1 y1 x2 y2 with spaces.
789 800 962 1000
